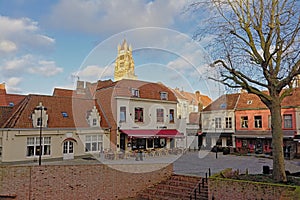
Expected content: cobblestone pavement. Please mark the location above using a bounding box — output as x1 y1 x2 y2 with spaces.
7 150 300 177
173 151 300 177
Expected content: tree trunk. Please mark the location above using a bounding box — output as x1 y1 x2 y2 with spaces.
269 100 287 182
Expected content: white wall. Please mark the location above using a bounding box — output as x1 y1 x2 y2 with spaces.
116 98 178 130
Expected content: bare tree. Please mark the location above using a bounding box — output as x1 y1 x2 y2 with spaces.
191 0 300 182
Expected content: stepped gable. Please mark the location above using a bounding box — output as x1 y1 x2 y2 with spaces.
1 94 108 129
203 93 240 111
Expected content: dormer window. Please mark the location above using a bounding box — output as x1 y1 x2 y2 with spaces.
160 92 168 100
131 88 140 97
220 103 227 109
87 106 101 127
61 112 68 118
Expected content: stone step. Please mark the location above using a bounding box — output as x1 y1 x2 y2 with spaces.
136 174 209 200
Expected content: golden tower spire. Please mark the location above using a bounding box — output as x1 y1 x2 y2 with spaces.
114 39 137 81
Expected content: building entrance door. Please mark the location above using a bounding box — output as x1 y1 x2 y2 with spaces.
63 141 74 160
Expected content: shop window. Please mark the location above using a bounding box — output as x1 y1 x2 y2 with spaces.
147 138 154 148
225 117 232 128
120 106 126 122
215 117 221 128
26 136 51 157
131 138 146 150
242 140 247 147
241 116 248 128
283 114 292 128
154 138 160 148
254 116 262 128
156 108 164 123
134 107 143 122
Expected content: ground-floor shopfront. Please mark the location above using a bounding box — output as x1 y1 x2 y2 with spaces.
119 129 184 152
201 132 234 149
234 130 297 159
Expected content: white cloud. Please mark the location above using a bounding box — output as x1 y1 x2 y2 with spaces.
1 54 63 77
28 60 63 77
46 0 188 34
74 64 114 82
0 40 17 53
0 15 55 55
5 77 23 93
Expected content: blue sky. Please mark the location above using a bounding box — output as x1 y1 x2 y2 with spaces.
0 0 224 99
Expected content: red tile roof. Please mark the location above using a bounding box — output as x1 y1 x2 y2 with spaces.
236 92 267 110
97 79 177 102
170 88 212 108
1 94 108 129
203 93 240 111
0 88 26 107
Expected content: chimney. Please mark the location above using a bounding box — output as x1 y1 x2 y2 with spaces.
240 89 248 93
0 83 6 95
76 80 85 94
195 91 201 100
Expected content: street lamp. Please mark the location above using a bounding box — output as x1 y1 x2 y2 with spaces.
35 103 47 166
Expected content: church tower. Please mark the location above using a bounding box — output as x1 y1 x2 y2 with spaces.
114 39 137 81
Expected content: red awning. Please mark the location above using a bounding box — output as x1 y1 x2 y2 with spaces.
120 129 184 138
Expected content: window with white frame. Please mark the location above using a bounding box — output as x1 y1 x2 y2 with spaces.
92 118 97 126
156 108 164 123
254 116 262 128
160 92 168 100
26 137 51 157
283 114 292 128
225 117 232 128
169 109 175 123
85 135 103 152
120 106 126 122
241 116 248 128
215 117 222 128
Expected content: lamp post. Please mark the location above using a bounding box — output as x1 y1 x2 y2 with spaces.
35 103 47 166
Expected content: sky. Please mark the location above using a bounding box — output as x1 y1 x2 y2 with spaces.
0 0 224 99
